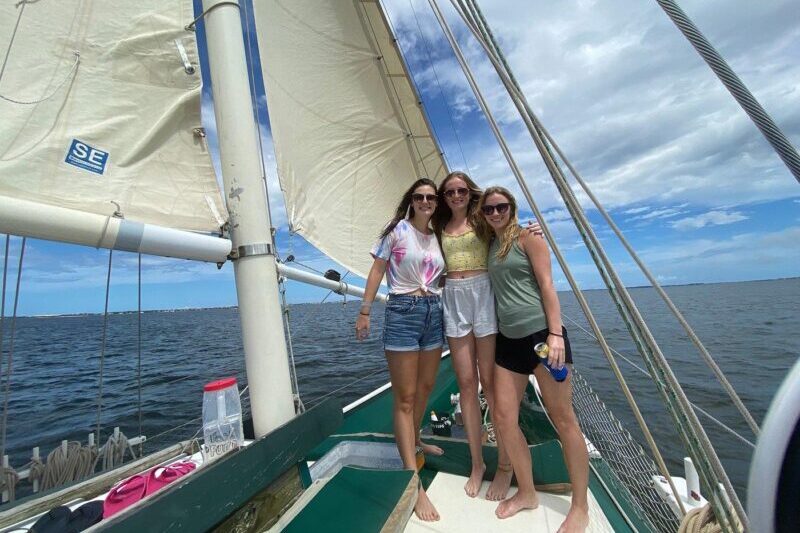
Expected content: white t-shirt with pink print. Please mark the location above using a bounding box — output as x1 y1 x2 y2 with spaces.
370 220 445 295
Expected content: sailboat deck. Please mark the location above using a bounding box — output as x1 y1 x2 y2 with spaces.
405 472 614 533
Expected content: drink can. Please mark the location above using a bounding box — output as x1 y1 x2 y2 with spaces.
534 342 549 358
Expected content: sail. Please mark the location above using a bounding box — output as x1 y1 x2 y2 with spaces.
253 0 447 278
0 0 226 233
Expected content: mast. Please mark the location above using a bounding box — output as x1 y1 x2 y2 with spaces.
200 0 295 437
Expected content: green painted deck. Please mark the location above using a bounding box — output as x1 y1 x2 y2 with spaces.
283 467 415 533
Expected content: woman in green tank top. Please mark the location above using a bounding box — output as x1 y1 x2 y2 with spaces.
479 186 589 532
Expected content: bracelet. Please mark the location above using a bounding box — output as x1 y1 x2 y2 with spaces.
359 311 370 317
548 331 563 337
360 301 373 309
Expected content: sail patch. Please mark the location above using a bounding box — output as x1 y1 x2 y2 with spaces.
65 139 109 175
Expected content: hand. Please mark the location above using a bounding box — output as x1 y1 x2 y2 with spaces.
520 220 543 238
355 313 370 341
546 334 565 369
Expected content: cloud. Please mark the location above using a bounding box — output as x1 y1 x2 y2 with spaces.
670 210 748 230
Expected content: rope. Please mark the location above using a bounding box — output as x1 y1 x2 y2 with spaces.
0 237 25 464
278 276 304 414
95 249 113 443
27 454 44 491
305 366 387 408
96 430 136 472
450 2 747 528
0 0 31 84
654 0 800 184
39 441 98 491
0 51 80 105
185 1 240 31
1 465 19 502
137 254 143 457
404 0 469 172
563 313 755 449
678 504 725 533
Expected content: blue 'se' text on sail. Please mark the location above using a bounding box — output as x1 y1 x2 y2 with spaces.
65 139 109 175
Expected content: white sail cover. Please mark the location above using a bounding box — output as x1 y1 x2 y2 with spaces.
0 0 226 232
253 0 447 278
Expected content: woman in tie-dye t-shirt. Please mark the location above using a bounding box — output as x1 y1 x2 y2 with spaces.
354 178 445 522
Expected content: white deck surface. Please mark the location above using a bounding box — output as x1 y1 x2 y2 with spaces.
405 472 615 533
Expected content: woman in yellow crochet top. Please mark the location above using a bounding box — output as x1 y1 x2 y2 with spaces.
432 171 532 501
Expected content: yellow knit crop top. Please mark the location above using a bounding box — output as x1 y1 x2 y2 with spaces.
441 229 488 272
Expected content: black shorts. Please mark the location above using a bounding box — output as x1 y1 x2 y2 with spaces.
495 326 573 375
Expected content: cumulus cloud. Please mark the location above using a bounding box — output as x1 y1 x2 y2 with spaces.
670 210 748 230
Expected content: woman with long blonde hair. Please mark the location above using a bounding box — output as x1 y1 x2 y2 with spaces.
480 186 589 532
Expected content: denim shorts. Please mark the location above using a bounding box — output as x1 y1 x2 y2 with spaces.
383 294 444 352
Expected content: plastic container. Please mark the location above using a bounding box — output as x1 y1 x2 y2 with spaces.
201 377 244 462
534 342 569 382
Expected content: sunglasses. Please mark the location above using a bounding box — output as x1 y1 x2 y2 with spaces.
444 187 469 198
412 193 438 203
481 203 511 215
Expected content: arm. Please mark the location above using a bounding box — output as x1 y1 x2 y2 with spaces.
521 232 566 368
355 257 387 341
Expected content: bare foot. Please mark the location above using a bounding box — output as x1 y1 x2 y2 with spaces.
495 490 539 519
417 440 444 456
464 463 486 498
486 465 513 501
556 504 590 533
414 487 440 521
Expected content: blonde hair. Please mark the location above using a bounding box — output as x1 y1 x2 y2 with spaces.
477 186 520 261
432 171 484 242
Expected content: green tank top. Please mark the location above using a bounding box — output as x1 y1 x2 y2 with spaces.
487 237 547 338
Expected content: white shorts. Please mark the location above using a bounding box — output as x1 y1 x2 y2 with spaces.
442 273 498 339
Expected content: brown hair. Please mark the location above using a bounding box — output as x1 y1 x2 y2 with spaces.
477 186 520 260
431 171 484 241
379 178 438 239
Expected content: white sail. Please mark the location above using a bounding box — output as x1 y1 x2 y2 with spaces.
253 0 447 278
0 0 226 233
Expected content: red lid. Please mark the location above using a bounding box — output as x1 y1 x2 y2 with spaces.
203 377 237 392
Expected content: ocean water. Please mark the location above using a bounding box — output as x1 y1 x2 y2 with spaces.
1 278 797 502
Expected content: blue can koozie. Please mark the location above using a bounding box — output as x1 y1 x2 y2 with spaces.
534 342 568 382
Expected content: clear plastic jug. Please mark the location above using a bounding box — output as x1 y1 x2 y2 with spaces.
201 377 244 462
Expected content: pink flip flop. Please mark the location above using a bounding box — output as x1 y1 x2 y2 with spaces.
144 461 197 496
103 473 148 518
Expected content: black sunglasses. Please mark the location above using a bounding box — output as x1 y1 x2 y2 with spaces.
481 203 511 215
412 193 438 203
444 187 469 198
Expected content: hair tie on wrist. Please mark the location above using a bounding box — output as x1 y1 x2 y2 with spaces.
359 311 370 317
548 331 563 337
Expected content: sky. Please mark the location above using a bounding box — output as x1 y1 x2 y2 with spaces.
2 0 799 316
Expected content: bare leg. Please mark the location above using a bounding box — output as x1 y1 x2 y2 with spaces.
413 347 444 456
493 364 539 519
449 333 485 497
477 334 512 501
535 365 589 533
387 350 439 522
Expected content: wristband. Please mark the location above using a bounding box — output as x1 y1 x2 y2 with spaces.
359 311 370 317
548 331 563 338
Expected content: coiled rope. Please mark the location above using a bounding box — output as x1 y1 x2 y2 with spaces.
39 442 98 491
1 464 19 502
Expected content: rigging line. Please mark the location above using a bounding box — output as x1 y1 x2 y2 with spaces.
320 270 350 304
0 237 25 463
0 51 80 106
562 313 755 449
432 0 688 516
358 1 430 179
95 249 113 444
136 254 143 457
456 2 744 527
0 0 29 85
0 236 9 391
533 113 759 436
241 0 275 230
405 0 470 173
465 0 757 436
654 0 800 184
304 366 388 408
